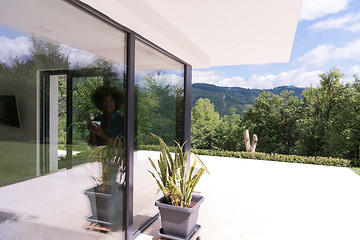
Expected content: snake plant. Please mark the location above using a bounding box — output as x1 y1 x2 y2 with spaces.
89 137 126 194
148 133 209 207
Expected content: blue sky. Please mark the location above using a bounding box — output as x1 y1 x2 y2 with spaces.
193 0 360 89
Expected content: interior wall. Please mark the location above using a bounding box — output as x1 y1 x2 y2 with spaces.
0 69 38 142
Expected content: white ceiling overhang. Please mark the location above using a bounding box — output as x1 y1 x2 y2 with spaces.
81 0 303 68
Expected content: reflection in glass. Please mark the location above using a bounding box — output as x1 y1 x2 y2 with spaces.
0 95 21 128
133 39 185 232
0 1 126 237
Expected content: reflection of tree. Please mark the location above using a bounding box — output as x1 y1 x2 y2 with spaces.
69 63 125 149
31 38 70 70
0 37 124 149
0 37 70 141
136 72 184 147
2 35 184 151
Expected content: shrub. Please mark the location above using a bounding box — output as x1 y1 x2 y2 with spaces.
191 149 351 167
139 145 351 167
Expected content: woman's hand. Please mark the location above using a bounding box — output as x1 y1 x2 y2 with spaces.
88 120 113 145
87 121 94 131
89 122 102 135
88 121 98 146
90 123 112 144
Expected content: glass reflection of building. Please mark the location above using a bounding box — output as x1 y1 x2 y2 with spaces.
0 0 191 239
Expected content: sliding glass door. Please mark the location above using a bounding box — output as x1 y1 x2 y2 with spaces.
0 0 127 238
0 1 190 239
132 38 185 233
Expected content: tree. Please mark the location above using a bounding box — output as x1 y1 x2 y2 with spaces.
242 91 301 154
324 74 360 161
135 72 180 146
213 107 244 151
297 68 345 157
191 98 220 149
31 37 70 70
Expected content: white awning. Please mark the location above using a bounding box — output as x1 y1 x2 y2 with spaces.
82 0 303 68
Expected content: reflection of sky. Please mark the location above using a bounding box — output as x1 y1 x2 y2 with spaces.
0 24 181 84
0 24 124 70
0 35 32 64
135 69 184 88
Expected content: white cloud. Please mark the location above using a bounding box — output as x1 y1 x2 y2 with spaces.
167 72 185 87
298 43 335 67
338 65 360 84
246 68 323 89
347 22 360 32
298 39 360 67
0 37 97 67
345 65 360 84
0 36 32 63
60 44 96 68
193 70 246 87
192 70 225 85
300 0 351 20
308 13 360 32
217 76 245 87
348 64 360 76
193 68 324 89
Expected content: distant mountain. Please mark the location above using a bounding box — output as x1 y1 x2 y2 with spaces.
191 83 305 116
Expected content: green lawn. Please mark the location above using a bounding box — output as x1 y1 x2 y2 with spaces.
1 141 359 187
351 168 360 176
0 141 92 187
0 141 37 187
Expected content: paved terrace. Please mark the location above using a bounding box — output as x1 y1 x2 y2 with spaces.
1 152 360 240
139 154 360 240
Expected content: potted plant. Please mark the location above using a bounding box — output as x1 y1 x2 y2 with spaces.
148 134 209 239
84 137 126 228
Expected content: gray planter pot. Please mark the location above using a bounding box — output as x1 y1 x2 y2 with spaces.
155 194 204 239
84 186 123 227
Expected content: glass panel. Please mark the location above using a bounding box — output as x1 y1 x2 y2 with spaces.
0 0 126 239
133 39 185 231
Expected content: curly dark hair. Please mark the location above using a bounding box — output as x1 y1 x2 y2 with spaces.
91 86 123 111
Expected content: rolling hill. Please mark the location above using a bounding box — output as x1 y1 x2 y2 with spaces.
191 83 305 116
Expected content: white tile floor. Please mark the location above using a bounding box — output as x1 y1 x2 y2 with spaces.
1 153 360 240
139 155 360 240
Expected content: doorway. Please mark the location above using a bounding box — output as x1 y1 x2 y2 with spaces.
38 68 125 173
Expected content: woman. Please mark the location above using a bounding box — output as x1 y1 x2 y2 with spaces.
88 86 124 146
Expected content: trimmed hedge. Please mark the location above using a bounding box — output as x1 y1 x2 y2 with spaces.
139 145 351 167
191 149 351 167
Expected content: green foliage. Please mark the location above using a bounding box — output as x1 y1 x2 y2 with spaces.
192 83 304 116
191 98 220 149
350 168 360 176
89 137 126 193
191 149 351 167
148 134 209 207
297 67 358 159
141 144 351 167
242 90 301 154
0 142 37 187
31 37 70 70
213 107 244 151
191 69 360 162
136 72 183 147
72 76 104 142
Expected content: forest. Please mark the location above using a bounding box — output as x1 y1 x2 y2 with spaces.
2 38 359 164
191 68 360 163
191 83 304 116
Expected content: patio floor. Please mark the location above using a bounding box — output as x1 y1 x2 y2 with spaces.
139 155 360 240
1 153 360 240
